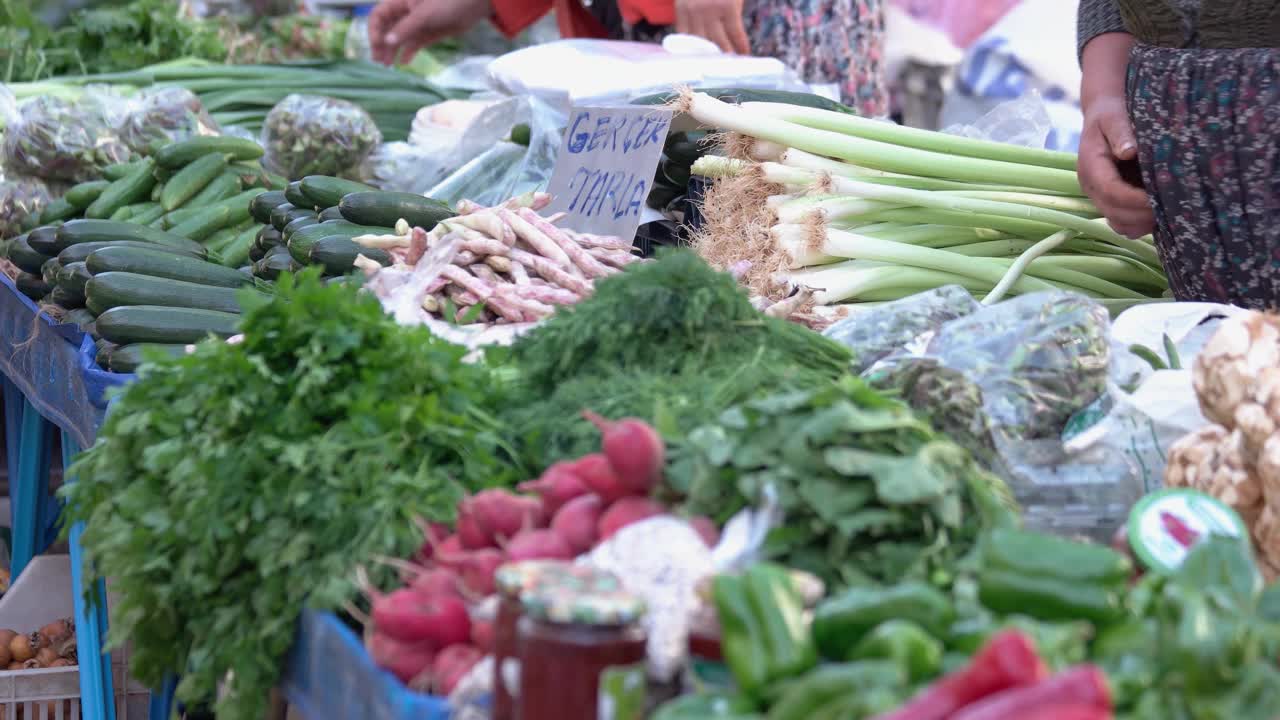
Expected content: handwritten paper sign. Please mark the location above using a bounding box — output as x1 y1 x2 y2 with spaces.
545 105 673 241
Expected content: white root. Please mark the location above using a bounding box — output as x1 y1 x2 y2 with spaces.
395 218 411 236
456 199 484 215
763 288 814 319
445 214 508 243
485 255 513 274
354 233 411 249
353 255 383 275
517 207 613 278
509 247 593 295
498 208 575 271
509 260 531 285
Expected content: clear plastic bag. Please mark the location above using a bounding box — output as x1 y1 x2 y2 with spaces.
1 90 134 183
120 87 221 155
261 94 381 179
0 176 51 240
942 91 1054 149
823 285 980 374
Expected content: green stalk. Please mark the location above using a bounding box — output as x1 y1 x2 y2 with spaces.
779 148 1067 193
683 92 1083 194
840 207 1065 239
984 231 1074 304
742 101 1079 171
938 190 1099 216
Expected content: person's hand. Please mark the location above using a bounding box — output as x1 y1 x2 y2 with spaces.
368 0 492 66
675 0 750 54
1078 95 1154 239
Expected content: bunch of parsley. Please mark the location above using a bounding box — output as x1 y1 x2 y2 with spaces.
60 271 519 720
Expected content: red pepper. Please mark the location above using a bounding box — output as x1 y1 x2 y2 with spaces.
949 665 1111 720
868 631 1048 720
1017 704 1113 720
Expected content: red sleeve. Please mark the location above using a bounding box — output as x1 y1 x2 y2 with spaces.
618 0 674 27
490 0 553 39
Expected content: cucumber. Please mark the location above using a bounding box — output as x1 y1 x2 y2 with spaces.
96 305 240 345
309 235 393 275
265 244 292 259
63 308 96 330
108 343 190 373
285 181 312 209
103 160 148 181
58 261 93 297
283 215 320 238
41 258 63 286
95 341 117 368
65 181 111 210
60 240 202 265
250 191 288 223
87 246 253 288
56 220 207 256
339 192 453 230
39 198 78 225
170 206 232 243
14 273 51 301
187 172 242 206
86 158 157 219
155 136 264 169
161 206 203 229
131 204 167 227
270 204 313 232
9 235 53 275
218 225 260 268
301 176 376 209
27 226 63 255
288 222 388 263
204 225 242 256
87 272 258 315
256 225 284 250
108 205 136 221
161 153 228 211
253 252 298 280
318 206 345 222
48 285 85 309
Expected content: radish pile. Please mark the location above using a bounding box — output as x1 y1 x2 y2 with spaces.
359 411 719 691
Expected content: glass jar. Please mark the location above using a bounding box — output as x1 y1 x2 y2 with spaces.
517 568 647 720
493 561 577 720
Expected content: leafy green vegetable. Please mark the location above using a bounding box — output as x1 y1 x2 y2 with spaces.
496 250 853 467
668 376 1018 587
61 270 518 720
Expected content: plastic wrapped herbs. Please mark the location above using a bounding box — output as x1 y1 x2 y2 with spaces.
823 285 981 374
1 94 133 183
120 88 221 156
262 94 382 179
0 176 51 239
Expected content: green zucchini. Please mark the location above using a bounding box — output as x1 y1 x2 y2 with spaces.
131 204 167 227
87 272 258 315
27 226 63 255
253 252 298 280
288 222 388 263
318 206 345 222
38 199 78 225
86 158 157 219
103 160 148 181
41 258 63 286
187 172 242 206
265 244 292 259
86 246 253 288
161 206 202 230
309 235 392 275
301 176 375 209
169 206 232 243
339 192 453 230
108 205 137 222
63 308 96 330
250 191 289 223
48 285 85 309
65 181 111 210
154 136 264 169
14 273 51 301
9 235 52 275
270 204 313 232
285 181 312 209
95 341 117 368
58 261 93 296
60 240 202 266
56 220 206 256
204 225 242 256
218 225 260 268
283 215 320 238
161 153 228 211
96 305 240 345
108 343 190 373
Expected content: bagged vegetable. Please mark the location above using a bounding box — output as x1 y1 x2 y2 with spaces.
120 87 221 155
0 176 51 239
823 285 980 374
1 92 133 183
262 94 381 179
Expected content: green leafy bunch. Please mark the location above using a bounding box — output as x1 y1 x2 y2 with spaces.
667 375 1018 588
496 250 853 466
60 270 517 720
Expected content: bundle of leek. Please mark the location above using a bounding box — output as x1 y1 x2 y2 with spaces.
681 91 1168 316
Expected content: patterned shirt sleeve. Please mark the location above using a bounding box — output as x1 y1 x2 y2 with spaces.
1078 0 1128 62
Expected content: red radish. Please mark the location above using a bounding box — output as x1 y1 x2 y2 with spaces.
457 548 505 597
688 516 720 548
598 497 667 540
569 453 629 503
432 644 484 695
471 617 495 653
583 410 666 494
519 462 590 516
432 535 466 571
367 631 435 684
413 521 452 562
459 490 544 547
372 590 472 648
504 528 574 562
551 494 604 554
409 568 464 600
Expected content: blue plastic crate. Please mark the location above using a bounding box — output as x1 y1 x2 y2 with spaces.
282 610 451 720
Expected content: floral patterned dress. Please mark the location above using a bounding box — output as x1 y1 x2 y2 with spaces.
744 0 887 117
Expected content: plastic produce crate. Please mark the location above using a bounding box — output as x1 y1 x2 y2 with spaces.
0 555 148 719
281 610 449 720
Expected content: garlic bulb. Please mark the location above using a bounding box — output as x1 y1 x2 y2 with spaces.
1193 312 1280 429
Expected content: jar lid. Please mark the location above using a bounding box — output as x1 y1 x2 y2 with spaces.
1127 488 1248 574
521 571 646 625
494 560 618 597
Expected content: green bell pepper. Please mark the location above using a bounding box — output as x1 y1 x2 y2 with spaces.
713 563 818 697
849 620 943 682
977 528 1130 625
766 661 905 720
651 692 760 720
811 581 954 660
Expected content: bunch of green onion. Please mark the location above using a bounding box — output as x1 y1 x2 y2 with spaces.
683 91 1168 315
